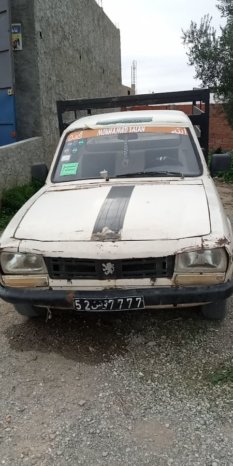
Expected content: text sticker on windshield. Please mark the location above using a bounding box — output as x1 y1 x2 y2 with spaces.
60 163 79 176
66 126 189 142
171 128 188 135
61 155 71 162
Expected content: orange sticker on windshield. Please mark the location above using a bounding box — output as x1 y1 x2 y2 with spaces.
66 126 188 141
67 131 84 141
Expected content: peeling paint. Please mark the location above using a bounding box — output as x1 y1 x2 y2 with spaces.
92 227 121 242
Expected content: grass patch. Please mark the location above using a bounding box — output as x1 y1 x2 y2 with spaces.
209 366 233 385
0 180 43 231
221 157 233 183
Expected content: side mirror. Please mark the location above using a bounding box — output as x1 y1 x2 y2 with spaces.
210 153 231 177
31 163 48 184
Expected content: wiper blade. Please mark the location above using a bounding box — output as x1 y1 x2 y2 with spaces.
115 171 184 178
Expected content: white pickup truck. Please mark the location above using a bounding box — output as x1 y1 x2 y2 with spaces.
0 103 233 320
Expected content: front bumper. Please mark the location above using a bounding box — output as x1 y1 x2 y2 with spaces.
0 280 233 310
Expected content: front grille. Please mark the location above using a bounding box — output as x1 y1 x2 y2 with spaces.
45 256 175 280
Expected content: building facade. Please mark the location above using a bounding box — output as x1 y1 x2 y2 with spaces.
0 0 130 195
11 0 128 158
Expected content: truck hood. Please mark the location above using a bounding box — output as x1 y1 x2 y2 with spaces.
14 182 210 242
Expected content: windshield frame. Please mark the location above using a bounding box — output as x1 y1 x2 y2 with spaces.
51 126 204 183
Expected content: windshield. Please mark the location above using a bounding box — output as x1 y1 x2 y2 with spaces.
52 126 202 182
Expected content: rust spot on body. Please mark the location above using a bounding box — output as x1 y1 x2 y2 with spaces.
66 292 75 304
150 277 157 286
215 237 229 247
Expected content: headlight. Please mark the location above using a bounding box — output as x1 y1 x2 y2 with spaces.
0 252 47 275
175 248 228 273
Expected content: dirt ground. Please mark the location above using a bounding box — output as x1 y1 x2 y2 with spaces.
215 180 233 220
0 181 233 466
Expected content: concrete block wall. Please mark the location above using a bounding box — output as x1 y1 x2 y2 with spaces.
0 137 44 198
11 0 126 163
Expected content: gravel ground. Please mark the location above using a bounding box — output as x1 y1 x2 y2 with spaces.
0 181 233 466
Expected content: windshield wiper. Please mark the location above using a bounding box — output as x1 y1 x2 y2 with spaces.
115 171 184 178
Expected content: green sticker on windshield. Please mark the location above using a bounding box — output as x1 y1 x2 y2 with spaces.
60 163 79 176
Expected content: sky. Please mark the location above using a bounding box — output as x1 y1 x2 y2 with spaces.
101 0 225 94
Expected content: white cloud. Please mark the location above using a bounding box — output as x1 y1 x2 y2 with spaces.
102 0 225 93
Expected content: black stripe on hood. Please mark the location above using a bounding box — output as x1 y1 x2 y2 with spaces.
91 186 134 241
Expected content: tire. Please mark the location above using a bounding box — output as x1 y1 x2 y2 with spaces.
14 302 46 318
201 300 227 321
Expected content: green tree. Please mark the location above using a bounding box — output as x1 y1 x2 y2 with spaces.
182 0 233 126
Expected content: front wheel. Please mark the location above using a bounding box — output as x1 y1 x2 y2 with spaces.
14 302 46 318
201 300 227 321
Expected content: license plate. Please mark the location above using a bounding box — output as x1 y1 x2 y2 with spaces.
73 296 145 311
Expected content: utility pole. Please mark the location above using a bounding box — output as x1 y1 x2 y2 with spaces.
131 60 137 94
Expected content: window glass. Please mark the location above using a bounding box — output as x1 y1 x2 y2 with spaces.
52 126 202 182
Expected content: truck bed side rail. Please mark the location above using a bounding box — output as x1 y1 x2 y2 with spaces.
57 89 210 158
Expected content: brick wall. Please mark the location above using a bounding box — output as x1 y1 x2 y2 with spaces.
209 104 233 151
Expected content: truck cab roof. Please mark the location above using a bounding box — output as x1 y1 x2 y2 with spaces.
67 110 192 132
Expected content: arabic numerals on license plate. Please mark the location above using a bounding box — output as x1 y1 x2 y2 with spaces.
73 297 145 311
74 300 82 310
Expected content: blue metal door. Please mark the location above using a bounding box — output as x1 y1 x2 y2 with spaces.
0 0 16 146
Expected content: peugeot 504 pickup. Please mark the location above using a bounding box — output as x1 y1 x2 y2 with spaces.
0 91 233 320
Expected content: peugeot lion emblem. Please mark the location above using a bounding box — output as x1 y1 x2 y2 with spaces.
102 262 115 276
